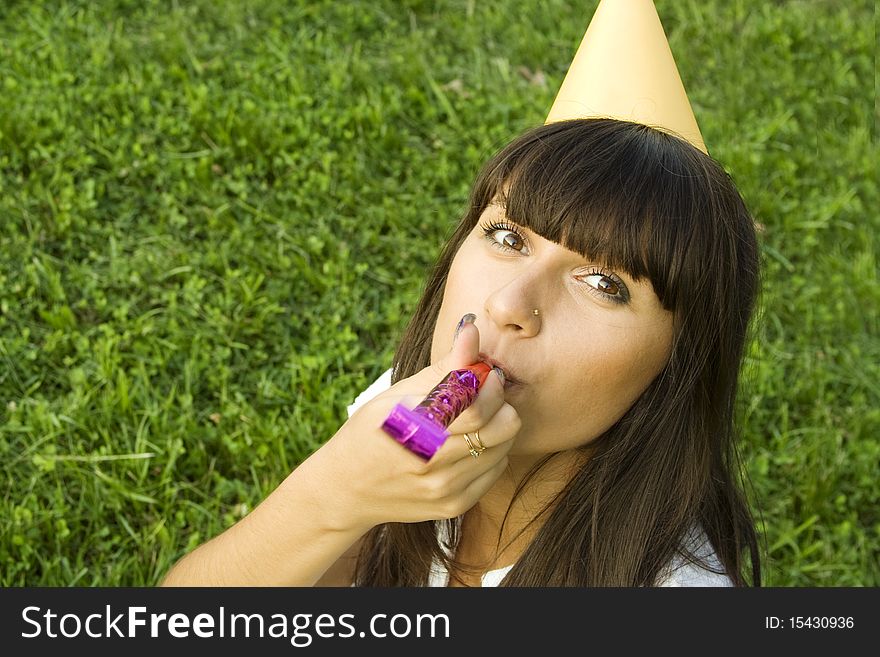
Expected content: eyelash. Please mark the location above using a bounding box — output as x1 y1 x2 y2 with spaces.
479 221 630 305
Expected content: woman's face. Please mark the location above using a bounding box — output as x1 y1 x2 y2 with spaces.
431 199 675 456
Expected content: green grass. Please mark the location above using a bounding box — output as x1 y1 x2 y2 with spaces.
0 0 876 586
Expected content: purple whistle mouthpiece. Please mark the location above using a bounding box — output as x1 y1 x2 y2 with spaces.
381 362 492 460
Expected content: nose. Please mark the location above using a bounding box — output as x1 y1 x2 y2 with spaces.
483 272 544 335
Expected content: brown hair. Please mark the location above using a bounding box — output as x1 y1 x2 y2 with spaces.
354 118 762 586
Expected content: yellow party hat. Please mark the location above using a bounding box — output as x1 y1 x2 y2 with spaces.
545 0 707 154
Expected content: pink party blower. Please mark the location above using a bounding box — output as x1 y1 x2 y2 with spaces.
381 362 493 460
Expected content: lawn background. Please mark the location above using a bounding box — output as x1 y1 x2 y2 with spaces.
0 0 876 586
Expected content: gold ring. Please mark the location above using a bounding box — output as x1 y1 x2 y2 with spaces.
463 432 485 458
471 430 485 451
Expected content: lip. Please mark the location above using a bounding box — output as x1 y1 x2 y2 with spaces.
478 352 525 387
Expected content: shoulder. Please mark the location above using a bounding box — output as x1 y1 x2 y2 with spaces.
655 525 734 587
655 562 734 587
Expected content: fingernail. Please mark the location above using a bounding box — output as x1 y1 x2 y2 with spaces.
453 313 476 342
492 366 505 385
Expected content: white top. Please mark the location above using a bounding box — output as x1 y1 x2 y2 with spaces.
349 367 734 587
428 516 731 587
347 367 394 419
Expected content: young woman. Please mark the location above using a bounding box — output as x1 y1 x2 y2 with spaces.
162 118 762 587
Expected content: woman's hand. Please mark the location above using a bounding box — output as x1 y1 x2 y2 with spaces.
160 320 519 586
305 319 521 534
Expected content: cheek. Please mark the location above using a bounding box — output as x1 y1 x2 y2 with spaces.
625 333 673 408
547 325 673 438
605 335 671 401
558 320 671 388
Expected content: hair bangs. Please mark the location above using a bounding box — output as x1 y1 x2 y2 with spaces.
474 119 714 311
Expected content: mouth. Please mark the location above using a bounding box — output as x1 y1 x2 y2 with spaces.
478 352 525 388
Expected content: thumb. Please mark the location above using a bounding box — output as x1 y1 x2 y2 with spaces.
436 313 480 374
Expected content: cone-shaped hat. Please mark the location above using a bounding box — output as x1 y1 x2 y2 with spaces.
545 0 707 154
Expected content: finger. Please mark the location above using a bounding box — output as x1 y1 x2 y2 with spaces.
376 356 500 413
431 400 519 465
367 371 501 469
424 314 482 382
445 440 513 490
443 365 505 434
369 315 482 408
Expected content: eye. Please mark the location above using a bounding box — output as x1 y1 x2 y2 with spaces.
479 221 631 305
580 270 630 305
480 221 529 254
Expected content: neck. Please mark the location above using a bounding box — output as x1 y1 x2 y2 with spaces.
461 449 587 565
